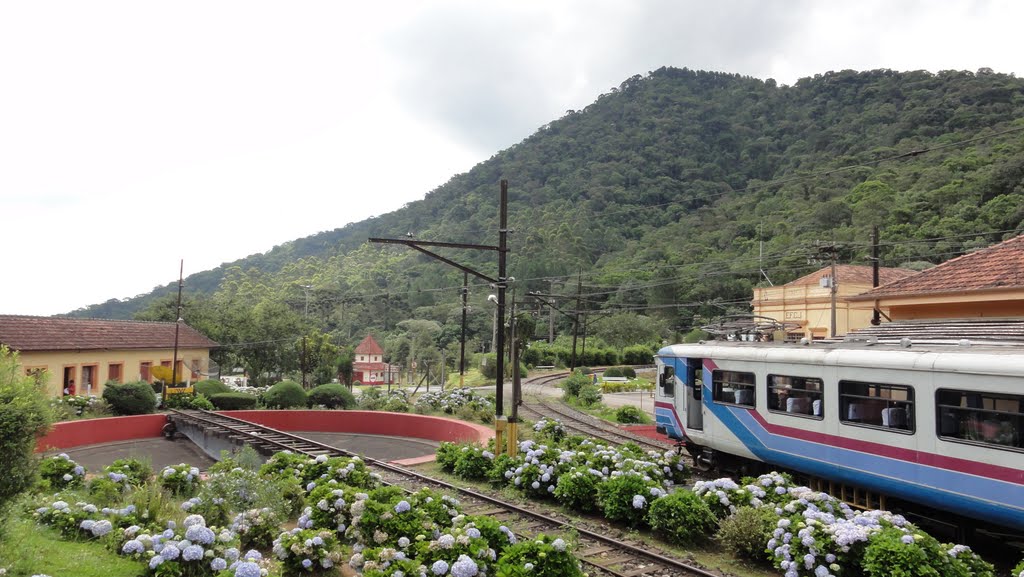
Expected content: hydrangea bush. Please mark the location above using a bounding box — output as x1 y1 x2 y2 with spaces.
272 528 345 574
492 534 583 577
159 463 201 496
38 453 86 490
531 417 567 443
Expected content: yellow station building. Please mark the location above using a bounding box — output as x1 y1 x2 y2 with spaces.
0 315 218 398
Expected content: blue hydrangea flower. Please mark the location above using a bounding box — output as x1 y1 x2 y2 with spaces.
234 561 261 577
431 560 449 575
450 554 478 577
161 544 181 560
122 539 145 554
552 538 566 552
302 559 313 568
394 500 411 513
632 495 647 509
211 558 227 571
242 549 262 561
149 555 165 569
182 545 204 561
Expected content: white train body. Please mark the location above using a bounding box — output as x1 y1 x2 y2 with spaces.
653 341 1024 530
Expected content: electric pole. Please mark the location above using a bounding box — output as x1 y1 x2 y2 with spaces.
170 260 184 394
459 272 468 387
816 243 841 338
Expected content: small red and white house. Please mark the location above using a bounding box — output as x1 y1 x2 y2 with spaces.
352 335 400 385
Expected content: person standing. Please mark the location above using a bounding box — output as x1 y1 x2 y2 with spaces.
64 379 76 396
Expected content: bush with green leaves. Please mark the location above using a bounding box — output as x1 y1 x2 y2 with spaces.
493 534 584 577
159 463 201 496
272 527 346 573
208 392 259 410
578 383 602 406
531 417 566 442
615 405 645 423
716 505 777 562
194 378 231 397
101 380 157 415
87 476 125 505
1013 559 1024 577
646 489 717 545
184 466 290 526
50 394 110 420
348 493 438 548
307 382 357 409
262 379 307 408
38 453 86 491
162 391 214 410
860 526 994 577
231 507 284 550
304 483 360 533
553 466 603 512
560 370 591 398
621 345 654 365
106 457 152 486
436 441 462 473
453 444 495 480
597 471 663 527
300 455 379 491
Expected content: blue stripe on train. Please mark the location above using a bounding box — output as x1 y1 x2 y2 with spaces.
704 396 1024 530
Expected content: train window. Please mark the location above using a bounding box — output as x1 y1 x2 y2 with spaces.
838 380 914 433
660 366 675 397
712 370 755 408
936 389 1023 452
768 374 823 419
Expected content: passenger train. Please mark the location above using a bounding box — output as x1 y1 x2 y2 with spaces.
653 341 1024 532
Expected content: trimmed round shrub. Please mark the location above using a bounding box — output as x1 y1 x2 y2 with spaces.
716 506 776 562
209 392 258 410
163 392 214 410
102 381 157 415
561 371 590 397
597 473 655 527
307 383 356 409
615 405 645 424
646 489 718 545
603 367 623 378
194 379 231 397
622 345 654 365
578 383 602 406
262 380 307 409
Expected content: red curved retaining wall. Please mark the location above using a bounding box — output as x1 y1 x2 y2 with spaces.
222 410 493 445
37 414 168 451
36 411 492 452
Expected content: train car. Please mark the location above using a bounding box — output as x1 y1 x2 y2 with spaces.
653 340 1024 532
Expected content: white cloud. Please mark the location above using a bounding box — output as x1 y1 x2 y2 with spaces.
0 0 1020 315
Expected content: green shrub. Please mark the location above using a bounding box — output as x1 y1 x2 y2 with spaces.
87 476 126 505
163 392 214 410
597 472 656 527
488 453 516 485
107 457 152 486
578 383 602 406
307 382 356 409
38 453 85 490
603 366 623 378
615 405 645 423
453 444 494 480
194 378 231 397
209 392 259 410
561 370 590 398
554 467 603 512
622 345 654 365
646 489 717 545
716 505 776 561
493 533 584 577
1012 559 1024 577
383 395 410 412
262 380 307 409
102 380 157 415
436 441 463 472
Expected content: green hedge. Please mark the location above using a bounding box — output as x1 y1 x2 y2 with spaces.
262 380 306 409
102 381 157 415
209 392 258 410
195 379 232 397
307 383 356 409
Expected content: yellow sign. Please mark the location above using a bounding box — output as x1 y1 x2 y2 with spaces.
166 386 194 395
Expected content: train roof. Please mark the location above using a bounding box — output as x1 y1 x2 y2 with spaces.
656 339 1024 377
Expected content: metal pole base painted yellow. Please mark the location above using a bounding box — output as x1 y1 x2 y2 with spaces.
494 416 507 456
505 421 518 457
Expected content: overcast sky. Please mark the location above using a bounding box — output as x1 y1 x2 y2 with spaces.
2 1 1021 316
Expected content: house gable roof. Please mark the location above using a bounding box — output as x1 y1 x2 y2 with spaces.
354 334 384 355
0 315 218 352
785 264 917 288
853 234 1024 299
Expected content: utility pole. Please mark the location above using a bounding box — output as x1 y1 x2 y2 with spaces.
816 243 841 338
871 225 881 326
169 260 184 403
548 280 556 343
459 272 468 388
369 179 513 455
570 270 582 370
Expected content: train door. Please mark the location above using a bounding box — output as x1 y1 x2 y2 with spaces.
685 358 704 431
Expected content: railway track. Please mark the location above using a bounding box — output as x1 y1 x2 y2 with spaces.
167 408 717 577
518 371 678 453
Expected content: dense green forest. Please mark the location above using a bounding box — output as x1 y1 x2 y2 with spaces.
67 67 1024 382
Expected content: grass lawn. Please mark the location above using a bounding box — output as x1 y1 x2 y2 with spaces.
0 511 144 577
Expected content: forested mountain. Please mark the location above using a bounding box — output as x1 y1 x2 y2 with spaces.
68 67 1024 377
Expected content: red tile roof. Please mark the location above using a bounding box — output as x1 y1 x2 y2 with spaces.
0 315 218 352
354 334 383 355
786 265 917 287
852 234 1024 299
